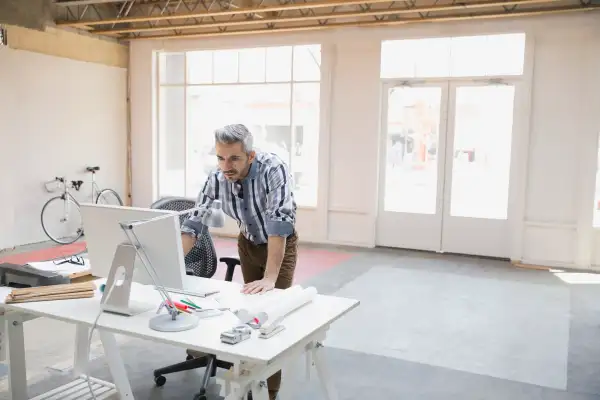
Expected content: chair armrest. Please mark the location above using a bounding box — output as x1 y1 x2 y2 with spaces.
219 257 240 282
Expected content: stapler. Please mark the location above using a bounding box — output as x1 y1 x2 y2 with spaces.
220 325 252 345
0 263 70 288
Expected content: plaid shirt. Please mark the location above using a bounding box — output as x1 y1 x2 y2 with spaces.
181 152 297 245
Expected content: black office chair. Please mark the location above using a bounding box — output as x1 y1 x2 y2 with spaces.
150 196 240 400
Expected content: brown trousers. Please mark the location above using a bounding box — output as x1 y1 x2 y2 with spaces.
237 232 298 399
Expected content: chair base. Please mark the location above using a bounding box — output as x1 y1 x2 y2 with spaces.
153 351 234 398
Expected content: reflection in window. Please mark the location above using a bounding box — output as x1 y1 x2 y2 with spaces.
449 85 515 220
157 45 321 207
381 33 526 79
384 86 442 214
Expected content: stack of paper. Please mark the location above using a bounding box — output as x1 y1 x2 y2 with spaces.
27 259 91 277
5 282 96 304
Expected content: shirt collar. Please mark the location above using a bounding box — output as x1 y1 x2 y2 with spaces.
244 161 258 181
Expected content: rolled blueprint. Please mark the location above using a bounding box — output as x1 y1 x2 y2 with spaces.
256 286 318 330
235 285 304 323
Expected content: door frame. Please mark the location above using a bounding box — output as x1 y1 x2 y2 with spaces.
375 79 450 251
376 77 523 258
441 79 520 258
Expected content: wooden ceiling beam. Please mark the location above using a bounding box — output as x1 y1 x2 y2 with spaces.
123 5 599 40
55 0 412 27
91 0 567 35
54 0 127 5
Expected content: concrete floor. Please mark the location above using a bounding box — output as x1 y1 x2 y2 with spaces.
2 240 600 399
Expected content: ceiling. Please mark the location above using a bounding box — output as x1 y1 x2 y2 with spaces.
52 0 599 41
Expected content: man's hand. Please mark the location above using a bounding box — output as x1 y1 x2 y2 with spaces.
242 277 276 294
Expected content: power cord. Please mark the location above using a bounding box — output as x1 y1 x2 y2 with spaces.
84 274 122 399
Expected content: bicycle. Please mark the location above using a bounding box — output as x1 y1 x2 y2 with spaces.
41 166 124 245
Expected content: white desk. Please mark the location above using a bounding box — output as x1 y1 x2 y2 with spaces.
0 277 359 400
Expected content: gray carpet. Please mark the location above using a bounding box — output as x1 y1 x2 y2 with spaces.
25 339 600 400
10 248 600 399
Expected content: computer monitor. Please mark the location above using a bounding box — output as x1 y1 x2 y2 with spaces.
80 203 187 290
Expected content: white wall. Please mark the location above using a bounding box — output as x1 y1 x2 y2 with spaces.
0 48 127 249
130 12 600 268
520 28 600 268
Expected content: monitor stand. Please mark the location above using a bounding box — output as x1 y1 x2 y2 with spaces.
100 243 154 316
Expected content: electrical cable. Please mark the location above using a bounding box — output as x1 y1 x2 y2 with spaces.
84 271 122 399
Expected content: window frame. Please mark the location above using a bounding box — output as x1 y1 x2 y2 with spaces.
155 45 322 208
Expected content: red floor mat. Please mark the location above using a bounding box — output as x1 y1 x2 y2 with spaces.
0 239 353 285
211 238 354 284
0 242 87 265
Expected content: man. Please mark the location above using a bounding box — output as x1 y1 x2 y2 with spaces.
180 124 298 400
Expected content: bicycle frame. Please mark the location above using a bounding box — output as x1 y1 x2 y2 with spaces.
59 181 81 223
45 167 116 220
90 173 100 202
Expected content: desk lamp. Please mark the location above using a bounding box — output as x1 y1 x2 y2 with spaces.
101 200 225 333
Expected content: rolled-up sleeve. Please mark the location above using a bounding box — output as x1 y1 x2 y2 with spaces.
181 173 217 237
265 164 295 237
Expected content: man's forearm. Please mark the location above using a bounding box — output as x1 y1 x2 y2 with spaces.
181 233 196 256
264 235 286 282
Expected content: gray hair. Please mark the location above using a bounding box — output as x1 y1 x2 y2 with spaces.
214 124 254 153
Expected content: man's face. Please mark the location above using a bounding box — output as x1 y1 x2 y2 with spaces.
216 141 255 181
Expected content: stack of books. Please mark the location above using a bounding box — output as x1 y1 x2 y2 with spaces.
5 282 96 304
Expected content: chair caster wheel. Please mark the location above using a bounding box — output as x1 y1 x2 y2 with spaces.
154 375 166 387
193 394 207 400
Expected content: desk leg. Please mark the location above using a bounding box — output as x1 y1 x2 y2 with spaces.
98 330 134 399
73 324 90 376
6 314 28 400
312 343 339 400
305 346 313 381
0 313 7 362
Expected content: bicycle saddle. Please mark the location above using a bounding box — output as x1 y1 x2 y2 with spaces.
86 166 100 172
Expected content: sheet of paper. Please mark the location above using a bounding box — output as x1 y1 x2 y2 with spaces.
0 286 13 304
215 288 284 311
27 258 90 276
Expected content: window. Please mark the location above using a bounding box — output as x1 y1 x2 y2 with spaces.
593 135 600 227
157 45 321 207
381 33 526 79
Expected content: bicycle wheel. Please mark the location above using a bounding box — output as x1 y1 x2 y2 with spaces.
41 196 84 245
96 188 123 206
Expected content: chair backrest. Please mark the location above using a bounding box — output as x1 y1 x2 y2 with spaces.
150 196 218 279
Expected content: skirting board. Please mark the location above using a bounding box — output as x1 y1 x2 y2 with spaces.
511 261 552 271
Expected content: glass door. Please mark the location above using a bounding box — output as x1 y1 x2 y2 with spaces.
440 82 516 257
376 80 517 258
376 81 449 251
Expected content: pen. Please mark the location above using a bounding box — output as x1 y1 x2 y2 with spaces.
181 298 201 309
157 301 192 314
165 300 194 313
